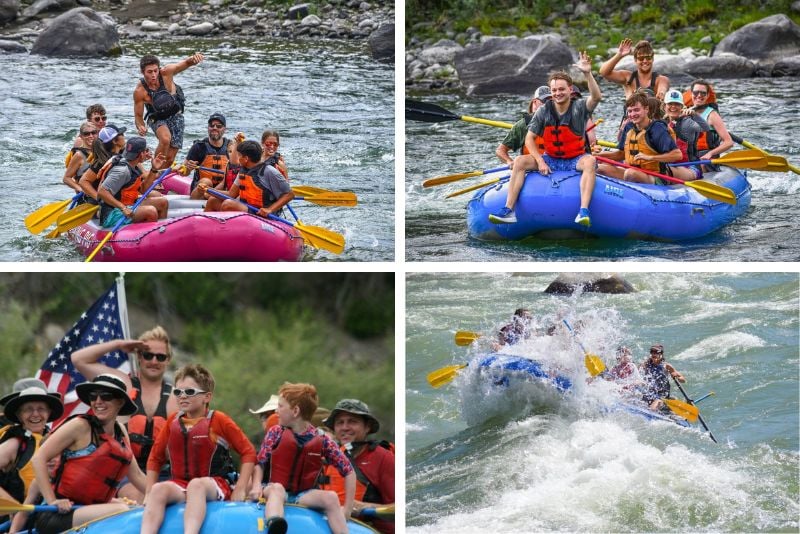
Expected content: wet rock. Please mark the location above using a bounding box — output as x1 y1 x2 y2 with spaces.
714 14 800 69
368 22 393 64
685 53 755 78
31 7 120 57
544 274 636 295
300 14 321 26
287 3 310 20
140 19 161 31
0 38 25 52
772 55 800 76
454 34 574 95
0 0 19 24
419 38 462 65
20 0 76 21
220 14 242 29
186 21 214 35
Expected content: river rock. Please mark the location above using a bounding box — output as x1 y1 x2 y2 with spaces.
20 0 76 20
186 21 214 35
418 38 462 65
714 14 800 68
0 0 19 24
0 39 26 52
31 7 120 57
220 14 242 29
544 274 636 295
454 34 574 95
287 3 310 20
300 14 321 26
684 53 755 78
140 19 161 31
368 22 393 64
772 54 800 76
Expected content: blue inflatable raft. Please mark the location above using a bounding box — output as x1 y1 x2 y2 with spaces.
64 502 378 533
467 166 751 241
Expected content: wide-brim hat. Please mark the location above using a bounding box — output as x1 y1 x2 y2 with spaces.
323 398 380 434
1 377 48 406
3 386 64 424
75 374 137 416
249 394 279 415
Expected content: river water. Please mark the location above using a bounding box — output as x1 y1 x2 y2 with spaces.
0 38 394 261
405 78 800 261
406 272 799 532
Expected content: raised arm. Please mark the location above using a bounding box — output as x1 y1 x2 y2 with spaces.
599 38 633 84
71 339 142 387
163 52 204 77
575 51 602 112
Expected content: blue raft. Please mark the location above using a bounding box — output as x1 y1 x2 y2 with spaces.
64 502 378 533
467 166 751 241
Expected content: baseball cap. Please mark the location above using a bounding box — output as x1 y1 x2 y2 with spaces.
98 124 127 144
208 113 226 126
122 136 148 160
664 89 684 105
533 86 551 101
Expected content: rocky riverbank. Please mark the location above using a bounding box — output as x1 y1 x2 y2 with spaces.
407 13 800 95
0 0 394 62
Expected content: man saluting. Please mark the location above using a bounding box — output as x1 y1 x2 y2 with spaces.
133 52 204 169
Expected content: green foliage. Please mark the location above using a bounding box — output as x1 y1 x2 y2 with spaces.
629 6 661 25
686 0 717 23
343 292 394 339
0 299 45 390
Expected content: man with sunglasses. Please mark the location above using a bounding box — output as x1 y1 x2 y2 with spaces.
640 344 685 411
178 112 233 199
71 325 178 502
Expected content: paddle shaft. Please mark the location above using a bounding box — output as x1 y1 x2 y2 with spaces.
562 319 588 354
85 169 174 262
672 376 717 443
596 155 691 185
731 132 800 175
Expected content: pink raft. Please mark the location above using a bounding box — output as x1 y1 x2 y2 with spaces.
66 201 305 262
162 172 193 195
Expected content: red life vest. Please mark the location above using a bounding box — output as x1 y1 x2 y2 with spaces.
694 106 721 153
126 376 171 470
268 428 324 493
237 163 278 209
224 163 241 190
318 441 394 503
53 415 132 505
167 410 235 483
540 100 587 159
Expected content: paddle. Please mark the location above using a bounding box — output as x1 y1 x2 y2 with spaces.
292 185 328 197
294 192 357 207
445 176 508 199
423 164 510 188
44 203 100 238
671 376 717 443
25 192 83 235
427 363 468 388
0 497 79 514
562 319 606 377
662 398 699 422
455 330 481 346
667 149 768 170
204 189 345 254
85 169 174 262
360 504 395 520
595 155 737 205
406 99 514 129
730 132 800 175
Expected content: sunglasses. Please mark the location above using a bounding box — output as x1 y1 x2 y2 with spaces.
692 90 708 97
81 131 98 136
140 351 168 362
92 116 107 122
88 390 117 402
636 55 654 61
208 123 225 129
263 141 279 147
650 350 663 355
173 388 207 397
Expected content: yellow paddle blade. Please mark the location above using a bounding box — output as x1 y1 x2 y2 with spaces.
585 354 606 377
446 177 503 199
454 330 481 346
53 203 99 235
0 496 32 513
664 398 699 423
292 185 329 197
763 155 790 172
740 139 800 174
24 197 73 234
423 170 483 188
298 192 357 207
294 220 345 254
708 149 767 169
427 364 467 388
684 180 737 205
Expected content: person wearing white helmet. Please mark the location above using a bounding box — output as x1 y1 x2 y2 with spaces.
663 89 710 181
495 85 551 165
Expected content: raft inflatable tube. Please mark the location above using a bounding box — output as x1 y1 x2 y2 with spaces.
65 501 379 533
66 197 304 262
467 166 751 241
162 172 192 195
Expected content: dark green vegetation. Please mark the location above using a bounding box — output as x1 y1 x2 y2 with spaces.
406 0 799 56
0 273 394 441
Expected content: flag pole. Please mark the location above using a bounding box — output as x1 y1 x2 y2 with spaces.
116 273 136 376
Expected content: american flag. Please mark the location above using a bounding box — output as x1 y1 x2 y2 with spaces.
36 276 131 426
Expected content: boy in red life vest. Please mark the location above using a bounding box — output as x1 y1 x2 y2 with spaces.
319 399 395 534
140 365 255 534
248 383 355 534
489 52 602 227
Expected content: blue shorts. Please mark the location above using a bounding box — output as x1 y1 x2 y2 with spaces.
542 153 593 172
286 489 312 504
101 207 132 229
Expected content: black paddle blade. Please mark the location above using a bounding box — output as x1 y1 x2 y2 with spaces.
405 99 459 123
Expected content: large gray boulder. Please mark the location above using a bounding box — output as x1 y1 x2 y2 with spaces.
368 22 393 64
418 38 462 65
773 54 800 76
544 273 636 295
684 53 756 78
715 14 800 69
454 34 574 95
31 7 120 57
20 0 76 21
0 0 19 24
0 39 26 52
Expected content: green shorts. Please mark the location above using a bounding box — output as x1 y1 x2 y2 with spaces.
102 207 133 229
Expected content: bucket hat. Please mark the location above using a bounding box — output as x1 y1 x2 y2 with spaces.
249 394 279 415
3 386 64 424
323 398 380 434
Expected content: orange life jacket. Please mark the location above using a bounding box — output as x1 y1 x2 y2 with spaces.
540 100 587 159
267 427 324 493
694 106 721 153
195 139 229 185
167 410 236 483
126 376 171 470
237 163 279 209
624 120 677 172
53 415 132 505
98 156 142 205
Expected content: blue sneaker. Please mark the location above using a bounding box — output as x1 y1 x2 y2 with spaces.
489 207 517 224
574 208 591 226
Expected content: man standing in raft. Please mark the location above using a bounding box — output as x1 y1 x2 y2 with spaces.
489 51 601 226
134 52 204 168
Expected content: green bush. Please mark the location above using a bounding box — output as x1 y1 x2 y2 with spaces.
344 294 394 339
